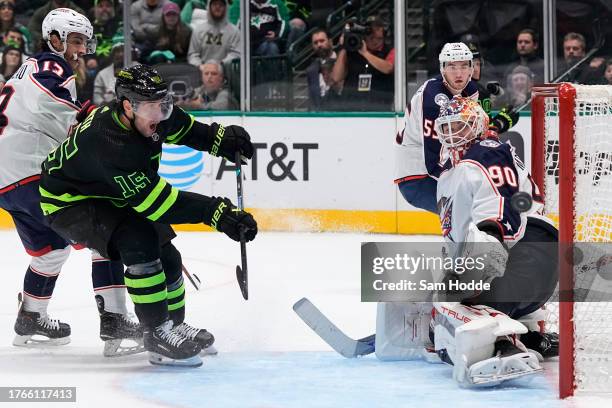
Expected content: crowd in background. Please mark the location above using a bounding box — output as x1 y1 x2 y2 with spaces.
1 0 611 112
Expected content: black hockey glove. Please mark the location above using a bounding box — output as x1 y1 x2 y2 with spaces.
207 197 257 242
209 123 254 163
490 106 519 134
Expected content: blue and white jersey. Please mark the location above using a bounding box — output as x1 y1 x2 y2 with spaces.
395 75 478 184
0 52 79 189
436 139 550 246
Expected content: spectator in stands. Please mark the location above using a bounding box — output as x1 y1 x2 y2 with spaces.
177 59 238 110
74 55 94 102
559 32 605 84
331 16 394 111
0 44 21 80
306 29 340 111
0 27 27 62
181 0 207 26
89 0 121 69
286 0 311 46
155 2 192 63
130 0 168 59
506 29 544 85
188 0 240 66
28 0 86 53
92 42 125 104
0 0 31 54
229 0 290 57
499 65 534 108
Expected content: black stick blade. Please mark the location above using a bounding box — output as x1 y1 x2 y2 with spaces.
236 265 248 300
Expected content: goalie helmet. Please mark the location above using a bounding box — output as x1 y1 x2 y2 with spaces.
434 96 488 165
42 8 96 55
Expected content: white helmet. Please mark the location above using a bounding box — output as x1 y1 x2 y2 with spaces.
439 42 473 93
42 8 96 55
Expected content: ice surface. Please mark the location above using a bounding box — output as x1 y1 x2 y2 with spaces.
0 231 606 407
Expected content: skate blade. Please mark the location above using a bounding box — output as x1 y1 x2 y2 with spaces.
13 334 70 347
201 345 218 356
469 366 543 387
103 338 145 357
148 352 203 368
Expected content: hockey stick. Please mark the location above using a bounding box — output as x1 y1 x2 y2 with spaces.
293 297 375 358
235 152 248 300
181 264 201 291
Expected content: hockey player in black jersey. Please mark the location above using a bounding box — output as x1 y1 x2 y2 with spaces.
39 64 257 367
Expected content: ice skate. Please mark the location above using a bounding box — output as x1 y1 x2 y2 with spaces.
173 321 216 355
97 296 145 357
467 338 542 387
144 320 202 367
13 300 71 347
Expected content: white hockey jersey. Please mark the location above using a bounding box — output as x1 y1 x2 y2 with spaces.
0 53 79 189
436 138 547 247
395 75 478 184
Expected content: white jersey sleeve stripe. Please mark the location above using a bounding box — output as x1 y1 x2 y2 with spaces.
29 75 79 111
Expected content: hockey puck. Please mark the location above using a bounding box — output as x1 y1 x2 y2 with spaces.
510 192 533 213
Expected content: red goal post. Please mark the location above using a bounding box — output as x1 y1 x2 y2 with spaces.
531 83 612 398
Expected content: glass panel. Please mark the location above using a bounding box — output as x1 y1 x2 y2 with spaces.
245 0 395 112
555 1 612 85
406 0 544 113
174 0 241 112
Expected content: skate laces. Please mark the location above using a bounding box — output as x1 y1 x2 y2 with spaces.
37 316 61 331
156 321 186 347
174 322 201 340
120 314 139 329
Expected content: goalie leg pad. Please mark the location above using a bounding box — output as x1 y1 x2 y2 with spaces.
375 302 433 361
432 302 538 386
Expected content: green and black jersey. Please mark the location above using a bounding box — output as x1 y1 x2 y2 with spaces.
40 102 220 225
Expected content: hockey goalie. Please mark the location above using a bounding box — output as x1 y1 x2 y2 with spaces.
377 96 559 387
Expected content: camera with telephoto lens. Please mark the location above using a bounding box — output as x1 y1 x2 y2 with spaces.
343 17 371 53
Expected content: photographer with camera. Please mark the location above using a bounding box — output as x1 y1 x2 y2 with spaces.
331 16 394 111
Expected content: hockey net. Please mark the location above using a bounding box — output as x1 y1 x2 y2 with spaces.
531 83 612 398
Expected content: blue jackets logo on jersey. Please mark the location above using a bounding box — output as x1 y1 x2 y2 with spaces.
439 197 454 238
159 145 204 190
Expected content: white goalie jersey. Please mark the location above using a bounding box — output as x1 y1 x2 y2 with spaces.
436 138 547 247
0 53 79 189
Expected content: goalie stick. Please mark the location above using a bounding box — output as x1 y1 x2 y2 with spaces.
293 297 375 358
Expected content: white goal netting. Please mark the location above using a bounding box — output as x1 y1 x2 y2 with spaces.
539 84 612 393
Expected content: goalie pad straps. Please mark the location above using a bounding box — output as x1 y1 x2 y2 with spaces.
432 302 530 385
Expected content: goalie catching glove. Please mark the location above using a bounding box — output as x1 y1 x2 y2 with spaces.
207 197 257 242
209 124 254 164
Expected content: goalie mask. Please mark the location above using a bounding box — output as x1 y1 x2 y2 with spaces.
439 42 474 94
434 96 488 165
42 8 96 56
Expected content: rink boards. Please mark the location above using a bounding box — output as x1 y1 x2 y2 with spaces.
0 112 533 234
